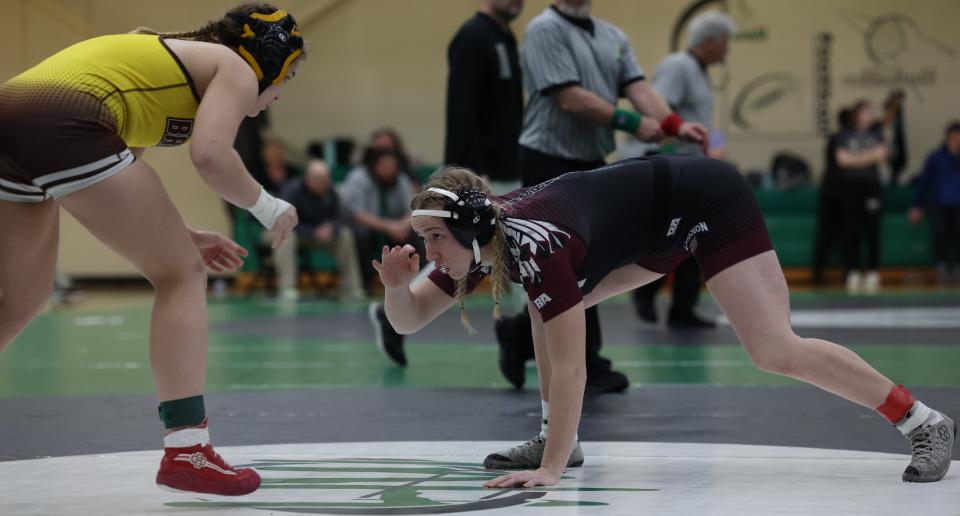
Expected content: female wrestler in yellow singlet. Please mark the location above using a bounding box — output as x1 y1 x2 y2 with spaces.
0 3 305 496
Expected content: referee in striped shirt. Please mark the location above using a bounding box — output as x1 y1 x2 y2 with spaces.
495 0 709 394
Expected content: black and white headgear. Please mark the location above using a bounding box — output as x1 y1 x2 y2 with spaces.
411 187 497 264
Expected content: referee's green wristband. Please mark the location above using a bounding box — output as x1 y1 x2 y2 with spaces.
611 108 641 133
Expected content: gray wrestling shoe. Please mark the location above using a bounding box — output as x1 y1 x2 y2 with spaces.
483 436 584 470
902 414 956 482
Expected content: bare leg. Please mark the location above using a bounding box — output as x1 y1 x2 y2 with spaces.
583 264 664 309
58 161 209 402
0 199 59 351
706 250 893 408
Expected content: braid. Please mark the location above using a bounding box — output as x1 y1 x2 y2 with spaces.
130 3 278 45
182 21 226 43
490 208 511 321
454 216 509 334
131 20 232 43
455 277 476 335
411 165 514 334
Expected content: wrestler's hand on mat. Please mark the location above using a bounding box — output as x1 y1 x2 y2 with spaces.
372 244 419 288
635 116 663 142
189 230 249 273
678 121 710 153
270 206 299 249
484 468 559 489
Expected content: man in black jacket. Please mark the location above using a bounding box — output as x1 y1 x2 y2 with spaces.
271 160 365 302
444 0 524 194
369 1 525 367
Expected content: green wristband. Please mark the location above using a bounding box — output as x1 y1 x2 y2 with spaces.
611 108 642 133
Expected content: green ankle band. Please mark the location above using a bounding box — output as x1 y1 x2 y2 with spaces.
611 108 641 133
158 395 205 429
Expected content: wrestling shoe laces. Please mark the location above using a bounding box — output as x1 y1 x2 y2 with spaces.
902 415 955 483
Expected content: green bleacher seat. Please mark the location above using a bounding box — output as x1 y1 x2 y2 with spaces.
752 185 934 267
415 164 439 184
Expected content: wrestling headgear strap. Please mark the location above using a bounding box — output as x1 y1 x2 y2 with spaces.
412 187 497 264
228 9 304 94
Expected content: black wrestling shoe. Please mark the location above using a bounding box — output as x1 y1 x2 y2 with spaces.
368 302 406 366
667 310 716 329
585 368 629 395
495 316 527 390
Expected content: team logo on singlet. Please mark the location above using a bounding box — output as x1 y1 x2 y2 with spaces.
667 217 682 236
158 117 194 146
684 222 709 253
504 218 570 286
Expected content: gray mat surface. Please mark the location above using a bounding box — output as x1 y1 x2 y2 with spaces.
3 386 957 461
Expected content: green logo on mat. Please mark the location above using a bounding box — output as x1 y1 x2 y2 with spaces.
165 457 656 514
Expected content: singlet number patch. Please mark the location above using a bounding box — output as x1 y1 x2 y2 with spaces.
158 117 194 146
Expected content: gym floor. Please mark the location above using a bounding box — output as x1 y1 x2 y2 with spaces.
2 287 959 515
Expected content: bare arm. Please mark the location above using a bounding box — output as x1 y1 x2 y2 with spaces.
836 146 888 169
622 80 672 121
485 302 586 489
188 49 265 210
548 85 617 126
187 49 297 247
879 91 904 128
624 80 708 149
373 244 457 334
530 299 551 399
549 85 662 141
538 303 587 477
384 276 457 334
130 148 146 160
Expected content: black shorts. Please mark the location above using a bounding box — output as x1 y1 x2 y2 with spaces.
0 82 132 202
635 158 774 281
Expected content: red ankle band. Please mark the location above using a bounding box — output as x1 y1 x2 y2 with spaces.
876 385 915 424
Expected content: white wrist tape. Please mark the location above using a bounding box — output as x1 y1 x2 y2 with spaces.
249 188 292 229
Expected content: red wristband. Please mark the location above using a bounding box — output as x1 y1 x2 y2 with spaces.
660 113 684 137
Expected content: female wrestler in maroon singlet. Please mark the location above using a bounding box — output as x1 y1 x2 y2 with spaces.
374 156 955 488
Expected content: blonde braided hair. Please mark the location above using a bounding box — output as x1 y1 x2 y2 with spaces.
411 167 513 333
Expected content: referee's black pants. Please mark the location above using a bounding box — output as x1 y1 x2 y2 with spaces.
811 187 844 284
933 206 960 270
500 147 613 375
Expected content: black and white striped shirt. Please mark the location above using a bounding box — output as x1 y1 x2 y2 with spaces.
518 7 645 162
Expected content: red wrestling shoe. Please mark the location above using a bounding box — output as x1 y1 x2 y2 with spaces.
155 419 261 496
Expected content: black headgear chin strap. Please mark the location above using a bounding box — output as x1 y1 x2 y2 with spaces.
228 9 304 94
411 187 497 265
